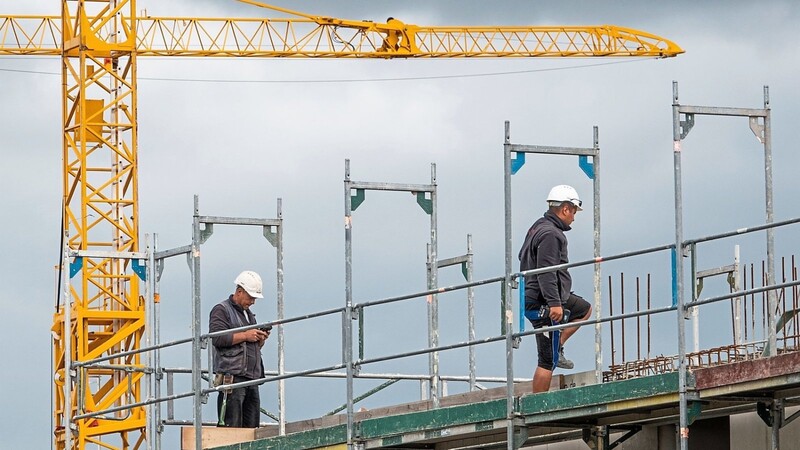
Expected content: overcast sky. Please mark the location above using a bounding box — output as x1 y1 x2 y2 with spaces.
1 1 799 448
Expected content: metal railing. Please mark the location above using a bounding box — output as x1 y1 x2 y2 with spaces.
67 212 800 450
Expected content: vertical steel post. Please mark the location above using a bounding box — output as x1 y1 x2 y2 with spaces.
191 195 203 450
344 160 356 449
426 244 434 401
771 399 782 450
154 233 163 450
420 242 438 400
430 163 440 406
167 371 174 420
672 81 689 450
592 126 603 384
276 199 286 436
762 86 777 357
467 234 476 391
145 234 154 450
503 121 516 449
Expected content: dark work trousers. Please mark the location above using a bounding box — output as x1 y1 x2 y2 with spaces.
217 376 260 428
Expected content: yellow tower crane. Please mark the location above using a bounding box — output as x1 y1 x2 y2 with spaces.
0 1 682 449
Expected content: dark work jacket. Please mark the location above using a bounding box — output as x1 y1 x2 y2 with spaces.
210 296 264 379
518 211 572 310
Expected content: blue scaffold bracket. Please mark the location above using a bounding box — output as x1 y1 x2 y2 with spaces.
69 256 83 279
518 275 525 334
132 259 147 281
511 152 525 175
351 188 365 211
578 155 595 180
461 262 468 281
415 192 432 215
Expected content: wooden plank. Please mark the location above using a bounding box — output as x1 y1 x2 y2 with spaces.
181 427 255 450
694 352 800 390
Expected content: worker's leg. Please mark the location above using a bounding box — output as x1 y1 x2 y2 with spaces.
559 294 592 346
531 322 556 393
220 386 246 427
532 367 554 393
241 384 261 428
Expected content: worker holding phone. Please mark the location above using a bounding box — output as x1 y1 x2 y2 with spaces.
209 270 271 427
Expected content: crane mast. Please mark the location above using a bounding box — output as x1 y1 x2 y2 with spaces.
0 2 682 449
53 1 143 450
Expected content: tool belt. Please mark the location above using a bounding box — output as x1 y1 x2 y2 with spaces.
214 374 235 393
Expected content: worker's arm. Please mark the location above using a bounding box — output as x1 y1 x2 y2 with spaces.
210 304 267 347
231 328 267 345
534 230 563 308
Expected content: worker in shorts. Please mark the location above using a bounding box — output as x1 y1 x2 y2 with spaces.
518 185 592 393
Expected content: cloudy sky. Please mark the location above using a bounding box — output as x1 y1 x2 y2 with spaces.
1 1 799 448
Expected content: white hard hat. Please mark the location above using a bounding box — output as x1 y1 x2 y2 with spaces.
546 185 582 211
234 270 263 299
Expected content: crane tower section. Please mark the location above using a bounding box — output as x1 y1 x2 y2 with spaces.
52 1 144 449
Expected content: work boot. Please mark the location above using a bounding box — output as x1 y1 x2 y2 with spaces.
556 346 574 369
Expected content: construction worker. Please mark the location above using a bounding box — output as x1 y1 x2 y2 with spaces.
518 185 592 393
209 270 270 427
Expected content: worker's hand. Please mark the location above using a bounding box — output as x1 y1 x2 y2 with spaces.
548 306 564 323
245 329 267 343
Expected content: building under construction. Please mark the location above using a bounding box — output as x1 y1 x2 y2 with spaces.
181 88 798 450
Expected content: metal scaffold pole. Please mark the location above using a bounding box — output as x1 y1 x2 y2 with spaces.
191 196 204 450
761 86 777 360
344 160 356 449
671 81 690 450
154 233 164 450
429 164 440 405
591 126 603 385
276 199 286 436
502 122 516 450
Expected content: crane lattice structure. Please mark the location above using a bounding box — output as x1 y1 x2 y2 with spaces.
0 1 682 449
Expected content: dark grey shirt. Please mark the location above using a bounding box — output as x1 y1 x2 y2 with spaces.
518 211 572 309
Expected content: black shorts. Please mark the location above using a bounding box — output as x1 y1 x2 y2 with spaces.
527 293 591 370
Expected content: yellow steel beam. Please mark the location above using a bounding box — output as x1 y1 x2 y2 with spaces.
1 15 683 58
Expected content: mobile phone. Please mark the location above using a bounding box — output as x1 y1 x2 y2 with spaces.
260 325 273 332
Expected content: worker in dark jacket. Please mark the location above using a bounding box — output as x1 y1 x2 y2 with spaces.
209 270 270 427
519 185 592 393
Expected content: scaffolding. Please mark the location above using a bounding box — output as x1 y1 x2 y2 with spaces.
64 83 800 450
